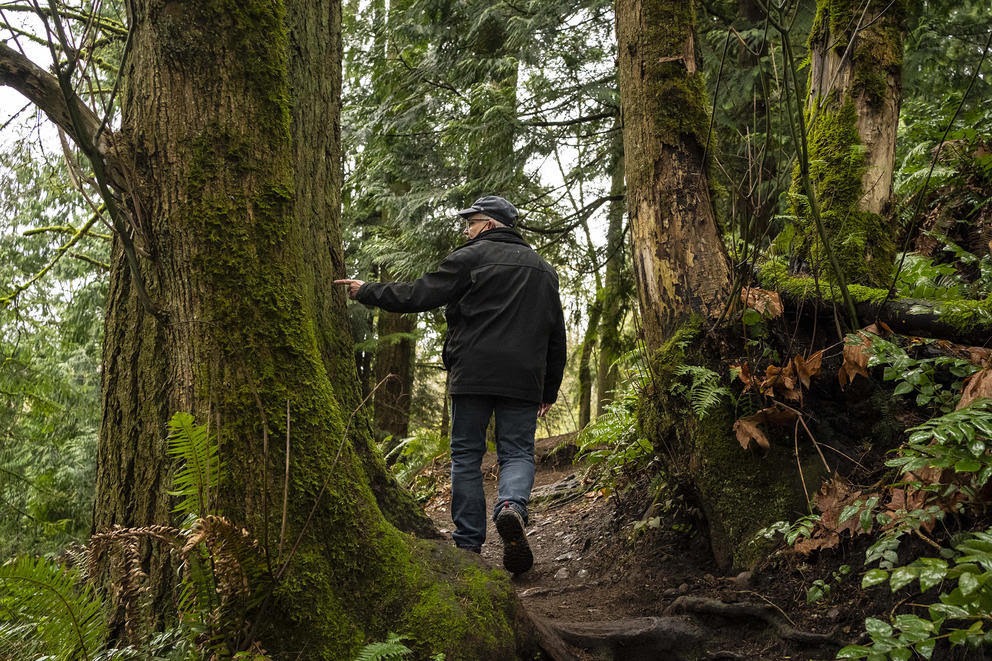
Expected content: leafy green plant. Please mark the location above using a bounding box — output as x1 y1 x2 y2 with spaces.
887 398 992 498
354 632 414 660
576 352 653 485
860 333 978 411
839 528 992 660
894 252 964 300
807 564 851 604
755 513 820 547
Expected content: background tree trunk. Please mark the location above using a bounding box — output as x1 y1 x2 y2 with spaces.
373 279 416 444
93 1 533 656
616 0 807 571
577 299 602 429
596 136 627 416
790 0 905 285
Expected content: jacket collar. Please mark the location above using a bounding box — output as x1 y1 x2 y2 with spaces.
455 226 530 251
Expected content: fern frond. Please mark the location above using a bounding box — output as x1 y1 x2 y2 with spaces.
673 365 731 419
166 412 221 516
354 632 413 660
0 555 107 661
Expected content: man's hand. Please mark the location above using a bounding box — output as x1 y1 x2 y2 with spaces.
538 402 553 418
334 279 365 300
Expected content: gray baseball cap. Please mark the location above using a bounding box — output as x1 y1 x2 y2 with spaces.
456 195 518 227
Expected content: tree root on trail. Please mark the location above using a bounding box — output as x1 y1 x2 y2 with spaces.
536 615 704 660
664 596 844 647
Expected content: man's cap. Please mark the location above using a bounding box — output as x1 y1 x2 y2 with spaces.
456 195 518 227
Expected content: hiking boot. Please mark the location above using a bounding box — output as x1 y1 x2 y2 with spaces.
495 504 533 574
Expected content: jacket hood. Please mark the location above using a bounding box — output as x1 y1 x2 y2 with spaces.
455 226 530 251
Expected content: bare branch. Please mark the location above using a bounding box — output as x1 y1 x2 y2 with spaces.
0 41 101 146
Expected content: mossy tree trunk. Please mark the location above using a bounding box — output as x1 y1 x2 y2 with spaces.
615 0 732 349
91 1 537 657
790 0 905 286
617 0 806 571
596 135 627 416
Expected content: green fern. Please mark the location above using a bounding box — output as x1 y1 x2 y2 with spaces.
0 555 107 661
354 632 414 660
671 365 731 419
166 411 221 516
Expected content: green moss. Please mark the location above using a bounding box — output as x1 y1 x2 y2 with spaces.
758 258 889 304
789 99 894 286
636 320 807 570
640 0 709 147
808 0 905 108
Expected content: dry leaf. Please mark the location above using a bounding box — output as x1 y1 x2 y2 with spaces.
838 334 872 389
957 368 992 410
793 350 824 390
730 361 756 392
741 287 784 318
733 405 797 450
734 418 769 450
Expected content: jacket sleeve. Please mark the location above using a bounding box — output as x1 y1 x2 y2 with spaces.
542 298 567 403
355 251 470 313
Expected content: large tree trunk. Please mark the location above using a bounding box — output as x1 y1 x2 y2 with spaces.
92 2 536 657
790 0 905 286
616 0 732 349
616 0 807 571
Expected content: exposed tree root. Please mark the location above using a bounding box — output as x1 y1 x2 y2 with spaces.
536 615 704 660
664 596 844 647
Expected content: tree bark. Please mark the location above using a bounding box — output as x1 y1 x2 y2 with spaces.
617 0 808 571
90 1 535 656
373 306 416 442
616 0 732 351
790 0 905 286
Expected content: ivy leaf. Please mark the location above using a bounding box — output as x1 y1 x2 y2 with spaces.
836 645 871 658
918 559 948 592
959 570 980 596
862 569 889 588
890 566 917 591
915 638 936 660
865 617 893 638
893 381 914 396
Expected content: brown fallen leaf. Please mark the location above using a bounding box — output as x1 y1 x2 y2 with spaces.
838 333 873 390
793 350 824 390
957 368 992 410
741 287 784 318
733 405 797 450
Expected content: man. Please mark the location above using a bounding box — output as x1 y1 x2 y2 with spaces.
335 195 566 574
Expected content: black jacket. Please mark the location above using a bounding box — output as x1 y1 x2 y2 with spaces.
356 227 566 404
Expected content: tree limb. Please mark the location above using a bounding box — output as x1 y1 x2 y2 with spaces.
0 41 103 149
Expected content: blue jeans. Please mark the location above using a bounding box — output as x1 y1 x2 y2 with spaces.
449 395 538 550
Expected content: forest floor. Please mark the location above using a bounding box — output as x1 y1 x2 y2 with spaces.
421 434 864 661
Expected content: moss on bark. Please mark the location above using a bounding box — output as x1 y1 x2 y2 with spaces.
636 321 811 571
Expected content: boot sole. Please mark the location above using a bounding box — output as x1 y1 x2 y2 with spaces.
496 511 533 574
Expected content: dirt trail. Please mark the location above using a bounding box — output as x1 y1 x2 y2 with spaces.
422 435 848 660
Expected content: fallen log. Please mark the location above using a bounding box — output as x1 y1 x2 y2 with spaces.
757 260 992 345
